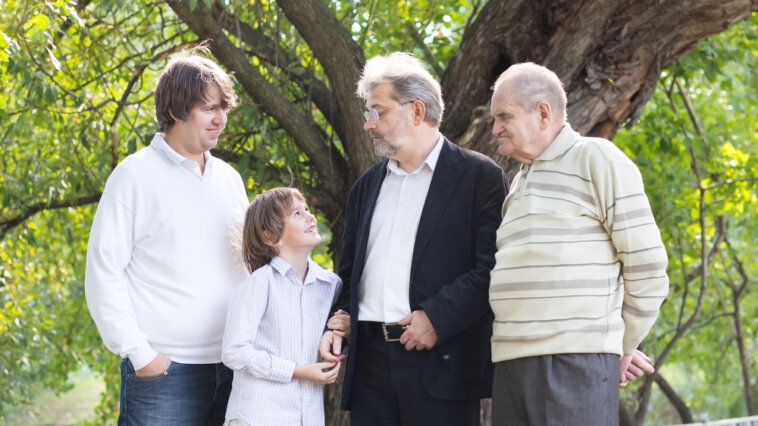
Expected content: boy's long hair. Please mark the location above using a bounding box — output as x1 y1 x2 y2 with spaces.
242 187 306 273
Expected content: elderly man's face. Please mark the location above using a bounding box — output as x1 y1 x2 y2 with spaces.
363 83 412 158
490 83 543 164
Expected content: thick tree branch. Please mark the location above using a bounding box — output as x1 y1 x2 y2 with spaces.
210 4 347 144
445 0 758 153
653 373 694 424
406 22 443 78
1 194 102 238
275 0 374 178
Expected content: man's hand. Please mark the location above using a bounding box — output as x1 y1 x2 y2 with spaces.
293 361 341 385
397 310 438 351
318 331 346 362
619 349 655 387
135 353 171 377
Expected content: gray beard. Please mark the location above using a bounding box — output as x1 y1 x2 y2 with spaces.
374 140 399 158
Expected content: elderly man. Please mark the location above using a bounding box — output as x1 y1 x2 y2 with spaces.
320 52 508 425
488 62 669 425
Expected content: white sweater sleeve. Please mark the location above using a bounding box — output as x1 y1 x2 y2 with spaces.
84 169 157 370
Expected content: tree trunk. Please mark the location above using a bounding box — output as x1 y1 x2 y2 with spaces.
446 0 757 172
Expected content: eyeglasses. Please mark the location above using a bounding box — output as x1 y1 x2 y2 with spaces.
363 101 414 122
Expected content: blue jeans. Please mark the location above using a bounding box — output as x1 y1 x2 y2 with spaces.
118 358 232 426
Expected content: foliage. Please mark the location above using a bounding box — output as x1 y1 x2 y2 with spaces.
614 12 758 423
1 1 756 424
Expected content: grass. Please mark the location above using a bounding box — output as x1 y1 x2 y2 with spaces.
4 367 105 426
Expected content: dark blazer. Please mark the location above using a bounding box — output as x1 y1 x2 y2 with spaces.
335 139 508 409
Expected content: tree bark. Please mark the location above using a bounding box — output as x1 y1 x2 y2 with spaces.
210 4 348 145
445 0 757 173
276 0 375 181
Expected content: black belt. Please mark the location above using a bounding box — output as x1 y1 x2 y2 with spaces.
357 321 408 342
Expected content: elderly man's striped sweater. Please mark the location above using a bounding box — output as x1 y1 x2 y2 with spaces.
490 124 669 362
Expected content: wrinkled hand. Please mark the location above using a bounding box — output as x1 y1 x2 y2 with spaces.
293 361 341 385
619 349 655 387
135 353 171 377
328 309 351 339
318 331 346 362
397 310 438 351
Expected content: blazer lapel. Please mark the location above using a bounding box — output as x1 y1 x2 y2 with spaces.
410 140 465 278
353 160 388 282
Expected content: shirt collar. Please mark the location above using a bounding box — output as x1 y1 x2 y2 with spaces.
269 256 332 285
386 134 445 176
150 133 213 169
534 123 577 162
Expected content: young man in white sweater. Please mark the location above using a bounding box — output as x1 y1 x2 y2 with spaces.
85 48 249 425
488 63 669 425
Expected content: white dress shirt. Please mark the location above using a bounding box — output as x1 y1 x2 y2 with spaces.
85 134 249 369
222 256 342 426
357 136 444 322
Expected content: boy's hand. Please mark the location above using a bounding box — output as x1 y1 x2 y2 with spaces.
293 361 341 384
318 331 347 362
328 309 351 339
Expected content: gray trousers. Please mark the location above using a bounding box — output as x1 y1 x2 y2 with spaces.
491 353 619 426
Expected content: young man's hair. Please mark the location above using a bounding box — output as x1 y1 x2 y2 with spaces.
154 44 239 132
242 187 307 273
356 52 444 127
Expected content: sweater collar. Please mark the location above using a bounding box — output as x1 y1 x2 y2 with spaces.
535 123 578 162
150 133 213 169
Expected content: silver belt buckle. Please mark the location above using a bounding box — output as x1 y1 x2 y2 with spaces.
381 322 406 342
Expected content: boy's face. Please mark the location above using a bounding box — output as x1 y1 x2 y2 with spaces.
278 197 321 253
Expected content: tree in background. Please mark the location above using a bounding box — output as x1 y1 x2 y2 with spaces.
614 14 758 424
1 1 756 424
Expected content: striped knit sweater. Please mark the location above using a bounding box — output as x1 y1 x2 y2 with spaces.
490 124 669 363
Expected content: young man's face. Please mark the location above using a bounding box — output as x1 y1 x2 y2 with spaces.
362 83 412 158
168 85 227 161
278 197 322 253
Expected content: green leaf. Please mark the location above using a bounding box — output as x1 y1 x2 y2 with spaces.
237 153 250 173
23 14 50 40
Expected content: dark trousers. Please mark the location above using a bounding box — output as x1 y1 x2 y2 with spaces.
492 353 619 426
349 321 479 426
119 358 232 426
